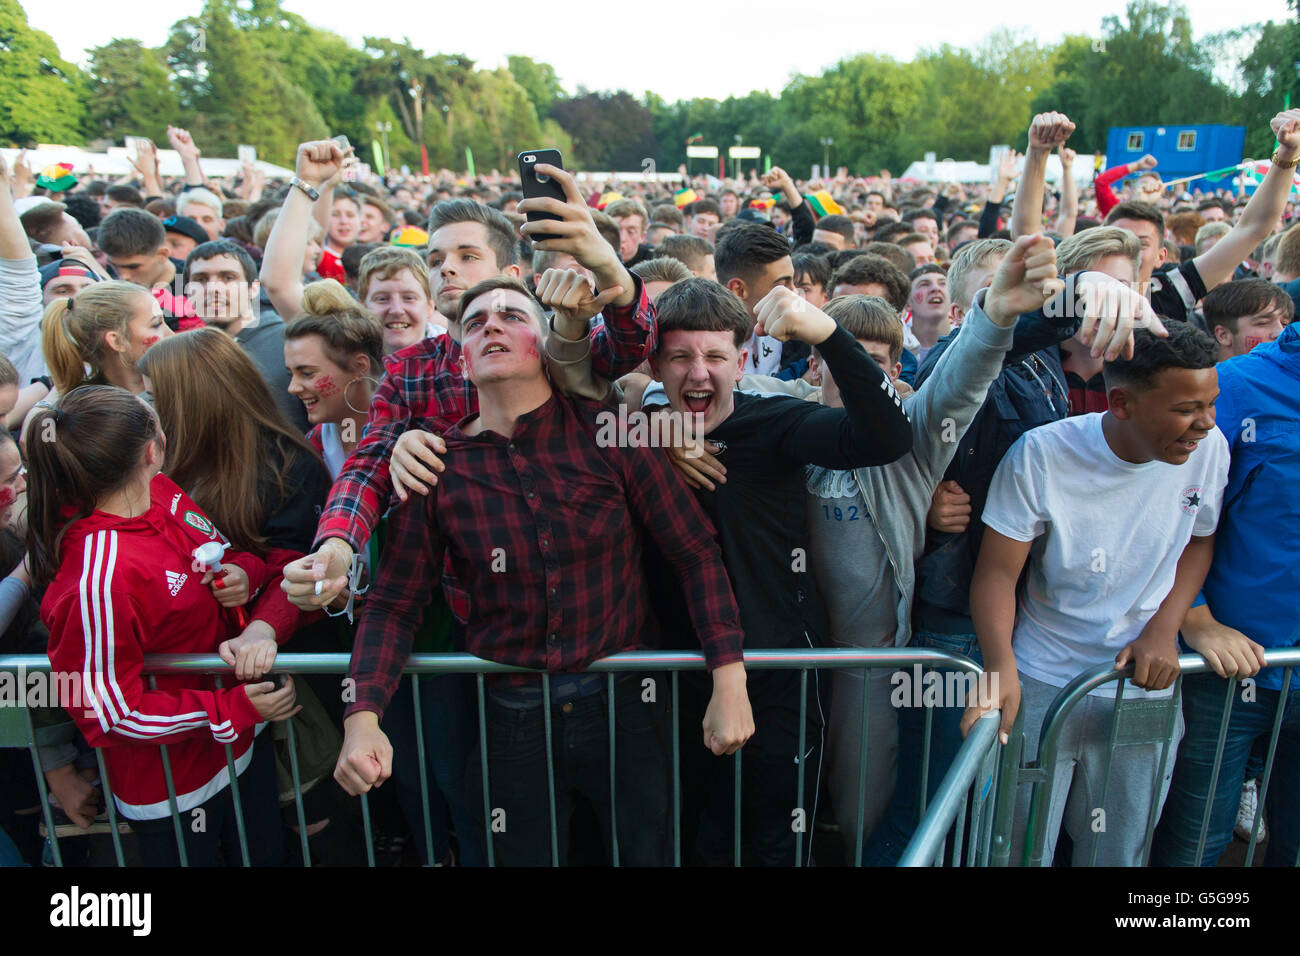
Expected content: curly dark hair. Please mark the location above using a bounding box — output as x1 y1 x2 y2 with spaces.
1102 322 1218 391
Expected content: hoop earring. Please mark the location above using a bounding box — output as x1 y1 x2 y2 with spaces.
343 375 381 416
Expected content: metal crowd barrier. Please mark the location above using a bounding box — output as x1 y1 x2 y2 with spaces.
0 647 983 868
904 648 1299 868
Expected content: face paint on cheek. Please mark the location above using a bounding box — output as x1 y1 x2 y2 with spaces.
314 375 340 397
141 335 161 348
0 487 15 509
1244 335 1265 351
912 290 926 305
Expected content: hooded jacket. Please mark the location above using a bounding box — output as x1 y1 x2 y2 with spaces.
41 473 270 820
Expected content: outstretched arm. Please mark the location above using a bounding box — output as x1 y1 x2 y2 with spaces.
1193 110 1300 292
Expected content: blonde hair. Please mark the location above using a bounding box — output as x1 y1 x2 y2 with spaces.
1055 226 1141 277
1194 221 1231 256
357 246 432 302
40 280 151 395
823 295 905 364
253 208 323 250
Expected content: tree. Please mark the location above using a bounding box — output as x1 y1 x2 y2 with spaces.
0 0 86 145
85 40 180 144
507 55 565 117
550 91 656 169
1032 1 1239 153
166 0 327 162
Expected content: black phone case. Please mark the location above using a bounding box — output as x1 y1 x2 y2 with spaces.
518 148 566 243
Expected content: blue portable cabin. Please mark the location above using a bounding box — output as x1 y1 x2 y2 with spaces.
1104 124 1246 195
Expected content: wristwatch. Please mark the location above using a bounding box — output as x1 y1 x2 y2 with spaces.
1272 147 1300 171
289 176 321 201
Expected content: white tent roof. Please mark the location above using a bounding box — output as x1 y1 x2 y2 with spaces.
900 155 1102 186
0 146 295 180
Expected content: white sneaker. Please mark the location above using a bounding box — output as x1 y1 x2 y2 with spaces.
1234 778 1267 842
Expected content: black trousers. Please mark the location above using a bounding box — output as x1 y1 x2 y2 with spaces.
132 733 285 867
467 674 670 866
678 668 826 866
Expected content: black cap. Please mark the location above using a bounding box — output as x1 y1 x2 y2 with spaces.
162 214 209 247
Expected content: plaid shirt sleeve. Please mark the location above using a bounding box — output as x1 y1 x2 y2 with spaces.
615 443 744 670
345 492 443 719
314 371 411 552
589 274 657 379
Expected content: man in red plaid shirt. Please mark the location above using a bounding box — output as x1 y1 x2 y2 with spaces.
333 275 753 865
281 162 655 611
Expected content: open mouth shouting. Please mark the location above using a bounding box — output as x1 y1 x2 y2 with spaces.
682 388 713 416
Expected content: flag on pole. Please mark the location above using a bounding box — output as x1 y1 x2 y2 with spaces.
372 140 385 174
465 147 476 179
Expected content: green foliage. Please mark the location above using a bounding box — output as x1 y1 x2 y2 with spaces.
86 40 180 144
0 0 87 146
7 0 1295 173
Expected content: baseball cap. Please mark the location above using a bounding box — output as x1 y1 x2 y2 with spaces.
162 215 209 247
39 258 101 291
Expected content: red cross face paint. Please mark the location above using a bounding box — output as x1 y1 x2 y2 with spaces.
459 289 545 385
1244 335 1265 351
314 375 340 398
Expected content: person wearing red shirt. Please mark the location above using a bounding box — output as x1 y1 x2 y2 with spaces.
282 156 656 612
28 387 299 866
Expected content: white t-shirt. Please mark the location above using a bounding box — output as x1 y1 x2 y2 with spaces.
982 412 1229 698
743 332 782 376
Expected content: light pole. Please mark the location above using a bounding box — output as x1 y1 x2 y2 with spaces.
820 137 833 177
733 135 743 179
375 121 391 172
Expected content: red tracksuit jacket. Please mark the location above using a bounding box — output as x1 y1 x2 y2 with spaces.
42 474 272 821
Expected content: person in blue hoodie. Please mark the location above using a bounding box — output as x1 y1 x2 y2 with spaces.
1151 319 1300 867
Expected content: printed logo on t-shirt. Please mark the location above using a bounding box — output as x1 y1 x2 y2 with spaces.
169 492 182 515
1180 486 1202 516
165 570 187 596
183 511 213 535
805 466 860 500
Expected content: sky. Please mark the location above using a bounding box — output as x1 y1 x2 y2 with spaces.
23 0 1297 104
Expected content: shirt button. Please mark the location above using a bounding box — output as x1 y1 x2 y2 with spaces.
561 702 574 714
549 633 558 644
549 587 558 597
527 490 535 499
541 538 549 548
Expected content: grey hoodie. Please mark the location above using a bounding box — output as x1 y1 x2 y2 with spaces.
761 292 1013 648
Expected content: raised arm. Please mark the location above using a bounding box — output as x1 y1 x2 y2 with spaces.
764 166 813 246
166 125 206 188
1055 147 1079 238
260 140 345 320
753 287 912 467
0 155 31 260
1012 112 1075 239
1193 109 1300 292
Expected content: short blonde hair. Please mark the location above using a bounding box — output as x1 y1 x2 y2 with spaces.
1055 226 1141 277
1194 221 1231 256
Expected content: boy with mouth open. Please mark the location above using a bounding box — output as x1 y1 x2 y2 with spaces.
335 276 753 865
963 321 1230 866
644 277 913 865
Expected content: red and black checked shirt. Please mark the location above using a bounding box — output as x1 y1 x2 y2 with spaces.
345 390 744 719
315 277 656 554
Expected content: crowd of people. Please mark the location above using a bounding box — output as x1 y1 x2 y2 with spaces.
0 105 1297 868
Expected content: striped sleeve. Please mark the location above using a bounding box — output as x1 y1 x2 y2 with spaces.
46 530 263 747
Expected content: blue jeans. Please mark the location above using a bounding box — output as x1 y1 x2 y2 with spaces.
862 630 984 866
383 673 485 866
1151 671 1300 866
